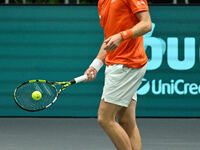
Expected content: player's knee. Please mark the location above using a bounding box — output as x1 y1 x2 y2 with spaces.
97 115 104 126
98 114 107 127
98 114 113 128
118 116 136 128
118 117 128 126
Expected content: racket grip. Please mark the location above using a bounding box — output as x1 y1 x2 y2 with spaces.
73 74 88 84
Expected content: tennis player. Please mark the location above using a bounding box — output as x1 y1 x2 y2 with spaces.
84 0 152 150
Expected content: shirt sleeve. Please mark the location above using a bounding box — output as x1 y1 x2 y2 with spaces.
126 0 149 14
98 1 101 15
98 0 104 27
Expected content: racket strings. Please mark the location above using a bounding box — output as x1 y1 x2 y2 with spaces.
15 82 57 111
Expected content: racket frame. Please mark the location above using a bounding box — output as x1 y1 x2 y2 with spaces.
13 75 87 112
13 80 59 112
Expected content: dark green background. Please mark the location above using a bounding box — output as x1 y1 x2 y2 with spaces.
0 6 199 117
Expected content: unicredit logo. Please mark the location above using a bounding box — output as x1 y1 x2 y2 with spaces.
137 78 150 95
137 78 200 95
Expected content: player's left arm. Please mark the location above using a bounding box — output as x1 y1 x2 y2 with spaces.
104 10 152 51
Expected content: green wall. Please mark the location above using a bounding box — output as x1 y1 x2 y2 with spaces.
0 6 199 117
140 6 200 117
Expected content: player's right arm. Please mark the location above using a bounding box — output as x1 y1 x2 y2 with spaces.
84 42 107 81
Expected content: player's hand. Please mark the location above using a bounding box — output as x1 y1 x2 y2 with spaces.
104 33 123 51
84 67 97 82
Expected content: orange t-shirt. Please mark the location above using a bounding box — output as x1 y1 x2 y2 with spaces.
98 0 149 68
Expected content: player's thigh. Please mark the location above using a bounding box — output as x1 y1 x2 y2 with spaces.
98 99 122 122
117 100 136 125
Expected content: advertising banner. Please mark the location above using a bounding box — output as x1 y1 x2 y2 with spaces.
0 6 199 117
137 6 200 117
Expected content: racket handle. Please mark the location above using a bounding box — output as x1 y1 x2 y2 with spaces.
72 74 88 84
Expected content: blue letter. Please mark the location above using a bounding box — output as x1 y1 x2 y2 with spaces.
167 38 195 70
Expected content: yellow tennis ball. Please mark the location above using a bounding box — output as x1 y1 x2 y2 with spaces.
32 91 42 101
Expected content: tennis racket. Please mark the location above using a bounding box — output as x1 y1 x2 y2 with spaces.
13 74 88 112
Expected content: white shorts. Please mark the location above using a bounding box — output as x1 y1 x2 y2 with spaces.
101 64 146 107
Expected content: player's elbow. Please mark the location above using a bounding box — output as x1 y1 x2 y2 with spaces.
145 21 152 32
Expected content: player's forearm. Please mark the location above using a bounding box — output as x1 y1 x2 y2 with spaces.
120 21 151 40
89 42 106 72
131 20 152 38
96 42 107 62
120 11 152 41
